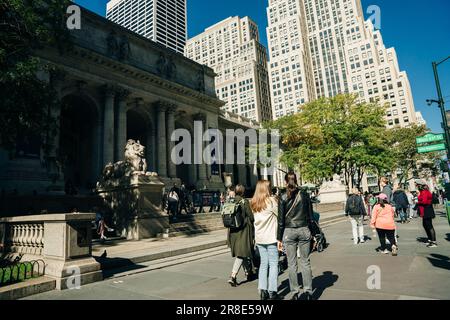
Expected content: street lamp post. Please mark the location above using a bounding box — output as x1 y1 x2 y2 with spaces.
427 55 450 160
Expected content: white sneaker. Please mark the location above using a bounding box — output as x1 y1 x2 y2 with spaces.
391 245 398 256
382 249 390 254
359 238 365 244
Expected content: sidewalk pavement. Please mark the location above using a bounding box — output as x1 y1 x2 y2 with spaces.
25 209 450 300
93 210 346 271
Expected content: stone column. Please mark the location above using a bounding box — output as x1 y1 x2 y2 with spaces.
146 127 156 172
166 105 177 179
194 113 208 188
103 85 116 166
156 102 167 178
115 89 130 162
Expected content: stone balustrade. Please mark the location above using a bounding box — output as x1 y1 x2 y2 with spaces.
0 213 102 290
7 223 44 256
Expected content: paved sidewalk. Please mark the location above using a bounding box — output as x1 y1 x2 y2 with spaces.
26 209 450 300
92 210 345 270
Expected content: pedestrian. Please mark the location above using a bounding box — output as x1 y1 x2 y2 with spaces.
380 177 393 204
370 193 398 256
227 184 256 287
406 190 416 219
220 191 226 211
393 187 409 224
251 180 281 300
178 183 188 215
416 180 438 248
167 186 180 221
345 188 366 244
278 172 314 301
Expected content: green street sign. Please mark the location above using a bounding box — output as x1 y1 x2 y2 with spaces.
416 133 445 145
417 143 446 154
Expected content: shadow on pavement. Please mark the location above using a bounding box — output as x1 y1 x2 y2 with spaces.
446 234 450 242
94 253 147 278
277 271 339 300
416 237 429 243
312 271 339 300
427 254 450 271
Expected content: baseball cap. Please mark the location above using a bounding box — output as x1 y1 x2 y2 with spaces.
377 193 388 200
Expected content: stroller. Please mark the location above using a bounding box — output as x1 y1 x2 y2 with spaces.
309 211 327 253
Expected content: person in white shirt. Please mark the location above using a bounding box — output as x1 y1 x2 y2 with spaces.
251 180 281 301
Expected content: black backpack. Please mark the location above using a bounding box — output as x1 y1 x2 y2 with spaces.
348 195 360 214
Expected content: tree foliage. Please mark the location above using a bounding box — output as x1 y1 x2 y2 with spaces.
386 124 442 185
0 0 71 151
269 94 392 187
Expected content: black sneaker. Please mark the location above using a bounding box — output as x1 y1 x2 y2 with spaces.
227 277 237 287
260 290 269 300
291 293 300 300
300 292 313 301
268 291 282 300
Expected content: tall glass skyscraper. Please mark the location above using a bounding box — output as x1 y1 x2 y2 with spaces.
107 0 187 54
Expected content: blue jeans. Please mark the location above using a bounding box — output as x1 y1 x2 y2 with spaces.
397 208 407 222
256 243 278 293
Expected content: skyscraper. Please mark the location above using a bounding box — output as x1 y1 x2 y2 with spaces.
106 0 187 54
267 0 417 128
185 16 273 122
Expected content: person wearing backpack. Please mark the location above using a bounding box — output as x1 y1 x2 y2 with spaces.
251 180 281 300
393 187 409 224
345 188 366 245
371 193 398 256
226 185 256 287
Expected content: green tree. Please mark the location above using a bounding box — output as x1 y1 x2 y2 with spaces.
269 94 392 188
386 124 442 186
0 0 71 152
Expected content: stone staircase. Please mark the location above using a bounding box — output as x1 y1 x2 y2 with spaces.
169 213 226 237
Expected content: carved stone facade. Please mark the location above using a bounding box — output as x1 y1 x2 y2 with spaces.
0 7 264 198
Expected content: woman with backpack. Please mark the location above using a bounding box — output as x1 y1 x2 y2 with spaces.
226 185 256 287
251 180 281 300
345 188 367 244
371 193 398 256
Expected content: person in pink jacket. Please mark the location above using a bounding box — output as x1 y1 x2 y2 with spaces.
371 193 398 256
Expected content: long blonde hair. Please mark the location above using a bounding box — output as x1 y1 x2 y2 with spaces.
251 180 272 213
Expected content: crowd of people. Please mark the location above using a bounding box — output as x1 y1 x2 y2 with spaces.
224 172 315 301
221 175 441 300
344 177 439 258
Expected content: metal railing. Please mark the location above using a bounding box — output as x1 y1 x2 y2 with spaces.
0 259 45 287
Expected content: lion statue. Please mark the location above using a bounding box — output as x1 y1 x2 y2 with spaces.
125 139 148 174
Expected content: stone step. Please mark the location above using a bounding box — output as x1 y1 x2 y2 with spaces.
0 276 56 300
170 226 227 238
103 245 231 279
172 213 222 223
97 236 227 272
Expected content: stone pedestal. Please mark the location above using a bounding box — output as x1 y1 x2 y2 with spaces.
0 213 102 290
96 174 167 240
319 184 348 204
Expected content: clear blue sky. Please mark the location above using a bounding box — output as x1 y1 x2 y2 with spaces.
75 0 450 133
